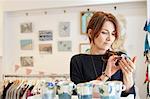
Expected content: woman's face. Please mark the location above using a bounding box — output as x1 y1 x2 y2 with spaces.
92 21 116 52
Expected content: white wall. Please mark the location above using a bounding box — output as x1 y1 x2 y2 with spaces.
124 6 147 98
1 1 147 98
0 3 3 81
1 0 146 11
0 6 3 56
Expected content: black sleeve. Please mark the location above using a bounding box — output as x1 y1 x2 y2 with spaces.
119 72 136 98
121 85 136 98
70 55 84 85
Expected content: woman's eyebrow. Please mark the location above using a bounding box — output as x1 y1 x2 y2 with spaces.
102 28 115 33
101 28 108 31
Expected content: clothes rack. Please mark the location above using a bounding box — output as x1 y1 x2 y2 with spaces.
2 74 70 80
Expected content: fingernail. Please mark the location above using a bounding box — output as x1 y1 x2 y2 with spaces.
126 57 130 61
124 56 127 60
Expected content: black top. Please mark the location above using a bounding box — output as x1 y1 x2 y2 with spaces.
70 52 136 97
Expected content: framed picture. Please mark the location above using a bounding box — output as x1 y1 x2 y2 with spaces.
39 43 52 54
79 43 90 53
20 22 32 33
80 11 94 34
57 41 72 51
39 30 53 41
59 22 70 37
111 14 127 52
20 39 33 50
20 56 33 67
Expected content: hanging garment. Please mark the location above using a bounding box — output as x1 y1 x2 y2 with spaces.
2 82 13 99
144 33 150 52
144 21 150 33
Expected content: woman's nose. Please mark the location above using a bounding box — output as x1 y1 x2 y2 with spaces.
106 35 111 41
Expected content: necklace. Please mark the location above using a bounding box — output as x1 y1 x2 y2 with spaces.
90 50 121 79
90 55 107 77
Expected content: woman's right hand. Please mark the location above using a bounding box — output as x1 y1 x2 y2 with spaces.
104 55 121 77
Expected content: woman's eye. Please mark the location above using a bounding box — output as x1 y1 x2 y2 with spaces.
112 33 115 36
112 32 116 36
101 31 108 34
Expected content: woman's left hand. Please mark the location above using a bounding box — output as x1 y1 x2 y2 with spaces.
118 56 137 92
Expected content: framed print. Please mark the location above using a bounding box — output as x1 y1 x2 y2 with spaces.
111 14 127 52
39 30 53 41
57 41 72 51
20 39 33 50
20 56 33 67
59 22 70 37
39 43 52 54
79 43 90 53
80 11 94 34
20 22 32 33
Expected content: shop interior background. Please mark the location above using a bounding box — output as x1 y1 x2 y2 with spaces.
0 0 147 98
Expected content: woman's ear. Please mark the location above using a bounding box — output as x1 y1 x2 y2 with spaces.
87 29 92 38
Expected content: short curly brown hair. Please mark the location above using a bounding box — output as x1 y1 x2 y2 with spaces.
87 11 120 43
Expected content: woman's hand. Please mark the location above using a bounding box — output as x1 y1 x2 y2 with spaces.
118 56 137 92
104 55 121 77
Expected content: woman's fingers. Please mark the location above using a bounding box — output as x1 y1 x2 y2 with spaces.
106 55 121 76
125 57 136 71
132 56 137 63
119 57 135 73
119 60 129 73
108 55 122 64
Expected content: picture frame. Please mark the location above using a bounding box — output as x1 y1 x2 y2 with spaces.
59 22 70 37
39 30 53 41
80 11 94 34
20 39 33 50
39 43 52 54
57 41 72 51
20 56 33 67
20 22 32 33
79 43 90 53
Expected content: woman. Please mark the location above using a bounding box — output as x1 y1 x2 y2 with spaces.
70 11 136 97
